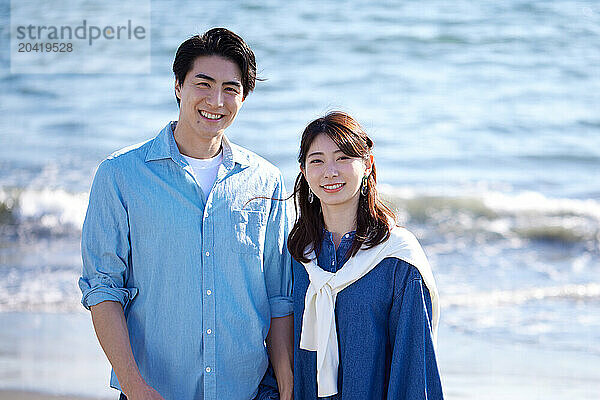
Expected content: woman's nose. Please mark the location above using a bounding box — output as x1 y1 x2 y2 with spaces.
323 162 339 178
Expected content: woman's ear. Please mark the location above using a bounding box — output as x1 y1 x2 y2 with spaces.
365 154 374 175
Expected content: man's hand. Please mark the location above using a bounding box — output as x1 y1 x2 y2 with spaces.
90 301 164 400
125 382 166 400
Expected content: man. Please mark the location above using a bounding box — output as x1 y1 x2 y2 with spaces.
79 28 293 400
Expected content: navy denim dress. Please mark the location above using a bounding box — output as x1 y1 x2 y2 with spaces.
293 231 443 400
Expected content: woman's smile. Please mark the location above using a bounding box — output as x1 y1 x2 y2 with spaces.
321 183 345 192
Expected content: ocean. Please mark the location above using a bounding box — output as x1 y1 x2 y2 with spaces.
0 0 599 398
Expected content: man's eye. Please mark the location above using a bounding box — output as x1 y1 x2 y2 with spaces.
309 159 323 164
338 156 351 160
225 87 240 93
197 82 210 87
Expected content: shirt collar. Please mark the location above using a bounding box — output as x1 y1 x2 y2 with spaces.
322 229 356 243
221 134 251 169
145 121 250 169
320 229 356 265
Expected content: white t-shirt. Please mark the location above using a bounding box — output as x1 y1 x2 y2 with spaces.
183 150 223 201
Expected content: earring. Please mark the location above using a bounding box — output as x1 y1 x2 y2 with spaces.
360 175 368 196
308 188 314 203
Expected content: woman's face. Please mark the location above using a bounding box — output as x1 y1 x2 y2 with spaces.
303 134 371 213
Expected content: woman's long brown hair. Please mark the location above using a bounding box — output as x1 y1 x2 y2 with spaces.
287 111 396 263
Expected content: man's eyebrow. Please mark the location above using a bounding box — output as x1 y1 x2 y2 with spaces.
194 73 241 88
224 80 242 87
194 73 215 81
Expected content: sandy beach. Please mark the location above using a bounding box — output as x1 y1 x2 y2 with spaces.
0 312 598 400
0 391 109 400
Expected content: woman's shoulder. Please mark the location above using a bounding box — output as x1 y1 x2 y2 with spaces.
380 257 424 283
291 257 305 270
388 225 422 248
382 257 432 310
380 225 427 271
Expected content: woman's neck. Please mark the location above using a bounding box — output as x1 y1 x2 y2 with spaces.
322 204 357 249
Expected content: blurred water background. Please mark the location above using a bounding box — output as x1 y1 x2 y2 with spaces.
0 0 599 398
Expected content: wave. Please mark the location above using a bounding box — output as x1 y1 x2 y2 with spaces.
1 185 599 247
381 186 600 246
443 283 600 308
0 187 87 240
0 265 83 313
3 272 598 313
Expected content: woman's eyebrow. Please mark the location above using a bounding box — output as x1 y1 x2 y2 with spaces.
307 149 344 158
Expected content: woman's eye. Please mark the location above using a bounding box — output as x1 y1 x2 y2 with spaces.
338 156 351 161
309 159 323 164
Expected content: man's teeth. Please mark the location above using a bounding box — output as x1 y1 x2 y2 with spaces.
323 183 344 190
200 110 223 120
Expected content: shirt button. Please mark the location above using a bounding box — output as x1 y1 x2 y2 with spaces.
205 367 211 373
331 261 335 265
206 329 212 334
206 289 212 296
205 251 210 257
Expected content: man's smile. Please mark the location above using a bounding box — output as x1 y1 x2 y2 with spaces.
199 110 225 120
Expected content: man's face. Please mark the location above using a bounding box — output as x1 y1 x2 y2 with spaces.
175 55 244 141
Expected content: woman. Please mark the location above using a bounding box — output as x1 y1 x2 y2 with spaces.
288 112 443 399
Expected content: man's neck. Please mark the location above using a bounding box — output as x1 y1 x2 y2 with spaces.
173 122 223 159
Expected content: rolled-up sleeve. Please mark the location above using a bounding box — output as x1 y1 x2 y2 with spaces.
79 158 137 310
263 173 293 318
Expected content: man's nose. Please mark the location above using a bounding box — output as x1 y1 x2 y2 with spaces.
206 88 224 108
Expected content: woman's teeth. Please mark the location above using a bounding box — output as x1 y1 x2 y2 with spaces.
323 183 344 190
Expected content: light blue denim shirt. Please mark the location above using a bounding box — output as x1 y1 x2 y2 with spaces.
79 122 293 400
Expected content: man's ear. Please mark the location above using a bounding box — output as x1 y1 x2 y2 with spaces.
174 79 182 100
